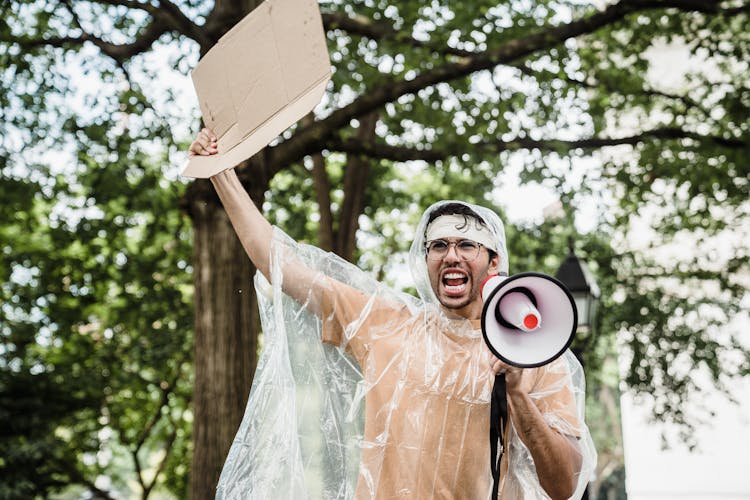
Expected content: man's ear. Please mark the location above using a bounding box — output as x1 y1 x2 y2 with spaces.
488 253 500 275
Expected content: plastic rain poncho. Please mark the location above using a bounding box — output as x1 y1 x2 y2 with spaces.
216 200 597 499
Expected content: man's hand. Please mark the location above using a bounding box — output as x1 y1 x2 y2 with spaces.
488 354 534 395
189 128 218 156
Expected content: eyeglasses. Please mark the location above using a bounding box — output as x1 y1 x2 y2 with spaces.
425 239 483 261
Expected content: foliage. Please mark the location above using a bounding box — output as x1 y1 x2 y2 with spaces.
0 107 194 497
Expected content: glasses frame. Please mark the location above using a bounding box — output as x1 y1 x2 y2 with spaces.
425 238 484 262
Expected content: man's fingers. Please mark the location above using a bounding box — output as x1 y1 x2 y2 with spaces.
188 142 201 157
189 141 208 157
489 355 521 377
198 130 211 144
489 356 506 375
202 127 217 142
189 129 218 157
198 132 217 148
199 128 218 151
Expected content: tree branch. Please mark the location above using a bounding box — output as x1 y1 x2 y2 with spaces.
87 0 155 12
627 0 750 16
143 426 178 499
271 0 749 170
336 112 378 261
133 446 147 495
58 459 117 500
10 18 168 61
513 63 713 120
156 0 215 48
321 12 475 58
82 0 210 44
327 127 748 163
302 114 335 252
134 376 179 452
7 0 211 62
97 20 171 61
328 137 445 163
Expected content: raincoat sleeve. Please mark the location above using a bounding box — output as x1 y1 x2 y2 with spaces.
528 358 582 438
319 277 410 365
502 351 597 499
217 228 420 500
216 230 373 500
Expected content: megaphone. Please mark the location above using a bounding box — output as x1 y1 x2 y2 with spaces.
481 272 577 368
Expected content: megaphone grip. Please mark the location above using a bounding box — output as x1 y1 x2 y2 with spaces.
490 373 507 499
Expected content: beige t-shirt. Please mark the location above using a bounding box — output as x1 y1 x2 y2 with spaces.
321 278 580 499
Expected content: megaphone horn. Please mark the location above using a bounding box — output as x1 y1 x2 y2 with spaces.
480 272 578 368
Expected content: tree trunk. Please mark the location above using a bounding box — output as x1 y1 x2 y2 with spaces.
186 178 260 499
304 113 335 252
336 112 378 261
187 2 266 494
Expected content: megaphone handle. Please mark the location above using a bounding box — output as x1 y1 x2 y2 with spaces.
490 373 507 499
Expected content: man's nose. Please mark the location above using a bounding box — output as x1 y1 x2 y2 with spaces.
443 243 461 262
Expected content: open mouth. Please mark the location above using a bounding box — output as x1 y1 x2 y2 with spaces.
442 271 469 295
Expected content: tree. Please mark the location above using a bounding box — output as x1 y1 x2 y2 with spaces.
2 0 749 497
0 134 194 498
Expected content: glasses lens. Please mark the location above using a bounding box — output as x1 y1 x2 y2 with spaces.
426 240 447 260
457 240 480 260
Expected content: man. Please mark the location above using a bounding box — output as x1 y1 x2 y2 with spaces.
190 129 596 499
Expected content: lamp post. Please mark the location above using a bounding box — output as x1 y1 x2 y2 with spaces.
555 238 600 331
555 237 599 500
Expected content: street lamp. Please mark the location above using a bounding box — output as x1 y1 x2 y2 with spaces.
555 238 600 330
555 238 599 500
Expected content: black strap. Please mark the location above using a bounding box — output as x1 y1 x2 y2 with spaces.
490 373 507 500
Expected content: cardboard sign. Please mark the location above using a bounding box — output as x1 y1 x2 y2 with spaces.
182 0 331 178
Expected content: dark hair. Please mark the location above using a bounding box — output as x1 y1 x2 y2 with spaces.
427 203 485 227
425 203 498 262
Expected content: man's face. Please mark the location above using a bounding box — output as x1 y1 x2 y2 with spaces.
426 238 499 320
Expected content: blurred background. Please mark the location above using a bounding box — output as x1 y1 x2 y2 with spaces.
1 0 748 498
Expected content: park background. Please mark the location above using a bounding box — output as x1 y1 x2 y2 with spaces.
1 0 748 499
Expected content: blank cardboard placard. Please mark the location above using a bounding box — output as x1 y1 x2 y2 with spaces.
182 0 331 178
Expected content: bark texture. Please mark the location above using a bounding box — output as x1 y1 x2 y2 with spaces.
187 179 260 499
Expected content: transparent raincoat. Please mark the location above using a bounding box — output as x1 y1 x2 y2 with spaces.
216 200 596 499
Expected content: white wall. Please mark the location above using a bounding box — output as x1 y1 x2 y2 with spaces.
621 374 750 500
620 296 750 500
621 301 750 500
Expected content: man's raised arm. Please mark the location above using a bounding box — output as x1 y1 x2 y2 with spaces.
190 128 322 313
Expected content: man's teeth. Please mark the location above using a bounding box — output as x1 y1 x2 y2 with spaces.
443 272 468 293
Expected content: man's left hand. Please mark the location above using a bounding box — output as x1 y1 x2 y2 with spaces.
488 354 534 396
